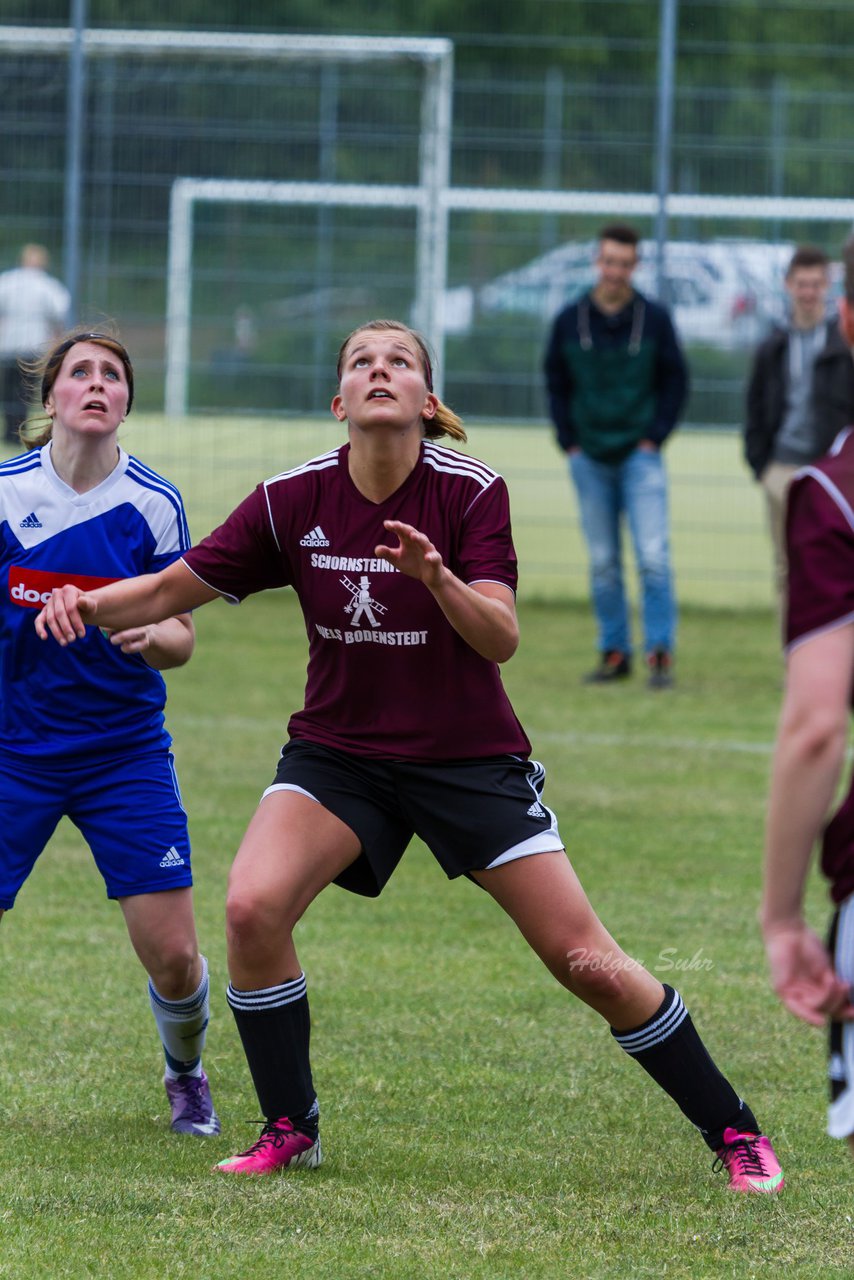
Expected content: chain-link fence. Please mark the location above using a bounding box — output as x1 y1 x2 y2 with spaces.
2 8 852 604
3 18 853 420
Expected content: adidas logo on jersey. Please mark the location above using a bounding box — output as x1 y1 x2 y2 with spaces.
19 511 42 529
159 846 186 869
527 801 546 818
299 525 330 547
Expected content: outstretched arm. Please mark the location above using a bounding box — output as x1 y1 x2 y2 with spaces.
761 625 854 1026
35 559 220 647
375 519 519 663
103 612 196 670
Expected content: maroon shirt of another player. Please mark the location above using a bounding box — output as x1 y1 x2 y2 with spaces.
786 426 854 904
182 439 531 761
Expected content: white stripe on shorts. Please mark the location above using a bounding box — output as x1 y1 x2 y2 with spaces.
829 893 854 1140
261 782 320 804
483 758 562 869
484 822 564 869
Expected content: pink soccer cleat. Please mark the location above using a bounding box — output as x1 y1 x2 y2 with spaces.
713 1127 784 1194
214 1117 322 1176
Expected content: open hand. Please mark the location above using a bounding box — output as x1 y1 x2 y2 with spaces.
35 585 99 645
764 921 854 1026
375 520 444 588
102 625 154 655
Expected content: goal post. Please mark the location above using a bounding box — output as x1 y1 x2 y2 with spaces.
166 174 854 416
0 26 453 64
0 26 453 417
152 34 452 416
165 179 435 416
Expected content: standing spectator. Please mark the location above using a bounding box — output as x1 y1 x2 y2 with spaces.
744 245 854 602
0 244 70 444
544 224 688 689
761 236 854 1156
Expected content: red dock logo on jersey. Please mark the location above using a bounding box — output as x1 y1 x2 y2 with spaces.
8 565 120 608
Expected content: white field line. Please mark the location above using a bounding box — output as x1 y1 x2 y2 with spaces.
178 713 777 757
531 729 775 755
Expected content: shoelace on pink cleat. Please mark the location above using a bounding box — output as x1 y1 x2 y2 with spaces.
712 1129 783 1192
232 1120 291 1158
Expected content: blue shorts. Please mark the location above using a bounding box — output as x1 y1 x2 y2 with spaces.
265 739 564 898
0 748 192 909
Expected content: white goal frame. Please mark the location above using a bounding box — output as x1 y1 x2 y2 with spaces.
0 27 453 415
166 180 854 415
165 178 438 415
6 26 854 417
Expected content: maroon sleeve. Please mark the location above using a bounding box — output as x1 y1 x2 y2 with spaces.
455 476 518 593
182 485 293 603
785 471 854 649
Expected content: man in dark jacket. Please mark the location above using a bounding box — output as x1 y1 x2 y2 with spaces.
744 244 854 601
544 223 688 689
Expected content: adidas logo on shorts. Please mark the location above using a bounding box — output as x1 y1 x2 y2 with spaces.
527 801 546 818
159 846 186 868
299 525 330 547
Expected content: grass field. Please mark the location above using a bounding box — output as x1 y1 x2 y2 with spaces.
2 588 852 1279
97 414 773 611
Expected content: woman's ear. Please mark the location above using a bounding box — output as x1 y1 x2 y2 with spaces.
331 394 347 422
422 393 439 420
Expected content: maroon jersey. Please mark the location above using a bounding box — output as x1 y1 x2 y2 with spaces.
786 427 854 903
183 440 532 761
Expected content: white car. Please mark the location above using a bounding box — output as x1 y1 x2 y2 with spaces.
473 237 795 350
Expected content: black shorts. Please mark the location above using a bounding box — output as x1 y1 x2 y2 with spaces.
265 739 564 897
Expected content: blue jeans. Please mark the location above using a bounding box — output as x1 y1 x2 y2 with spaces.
568 448 676 655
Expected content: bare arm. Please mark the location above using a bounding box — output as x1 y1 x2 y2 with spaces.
104 612 196 670
375 519 519 663
761 625 854 1025
35 559 221 647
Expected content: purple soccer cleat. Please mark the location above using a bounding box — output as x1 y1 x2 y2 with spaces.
164 1070 221 1137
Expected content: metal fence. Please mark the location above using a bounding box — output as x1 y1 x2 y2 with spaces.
2 12 853 604
2 20 854 423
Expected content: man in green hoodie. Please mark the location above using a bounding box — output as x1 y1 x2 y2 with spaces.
544 223 688 688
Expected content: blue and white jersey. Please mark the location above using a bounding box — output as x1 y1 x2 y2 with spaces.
0 444 191 761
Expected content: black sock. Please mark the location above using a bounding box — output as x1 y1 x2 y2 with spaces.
227 972 316 1122
611 985 760 1150
289 1097 320 1141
